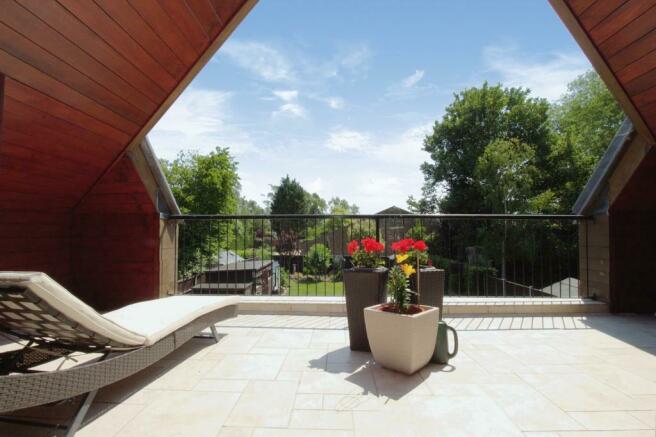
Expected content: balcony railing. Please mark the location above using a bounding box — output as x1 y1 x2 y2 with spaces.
170 214 586 299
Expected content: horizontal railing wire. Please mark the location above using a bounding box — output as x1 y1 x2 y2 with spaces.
173 214 586 299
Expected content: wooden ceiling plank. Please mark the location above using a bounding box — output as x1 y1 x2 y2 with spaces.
73 0 256 212
0 155 96 185
550 0 655 143
602 6 656 60
4 96 125 151
0 22 151 123
0 48 140 134
95 0 187 79
1 130 108 171
580 0 628 30
157 0 209 53
128 0 200 63
185 0 223 37
618 49 656 85
210 0 242 25
57 0 177 90
1 141 101 176
5 79 131 144
632 82 656 107
19 0 167 103
567 0 597 15
1 1 160 112
589 0 656 45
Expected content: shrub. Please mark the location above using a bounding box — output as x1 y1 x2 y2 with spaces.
304 244 333 276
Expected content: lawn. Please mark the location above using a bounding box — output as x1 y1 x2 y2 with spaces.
287 278 344 296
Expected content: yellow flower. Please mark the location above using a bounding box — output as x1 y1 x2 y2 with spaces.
395 253 409 264
400 263 416 277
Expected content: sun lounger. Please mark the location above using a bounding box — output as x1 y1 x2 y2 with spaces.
0 272 239 436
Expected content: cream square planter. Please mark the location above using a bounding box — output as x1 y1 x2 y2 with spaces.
364 304 439 375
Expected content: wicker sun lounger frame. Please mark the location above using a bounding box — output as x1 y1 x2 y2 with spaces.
0 284 237 436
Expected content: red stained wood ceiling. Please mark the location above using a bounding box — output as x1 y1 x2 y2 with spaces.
0 0 254 211
561 0 656 142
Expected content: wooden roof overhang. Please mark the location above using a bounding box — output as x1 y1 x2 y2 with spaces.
0 0 256 212
550 0 656 145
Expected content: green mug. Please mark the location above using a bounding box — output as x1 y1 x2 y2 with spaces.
432 321 458 364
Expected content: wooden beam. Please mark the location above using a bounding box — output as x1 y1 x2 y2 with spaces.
549 0 656 145
73 0 258 213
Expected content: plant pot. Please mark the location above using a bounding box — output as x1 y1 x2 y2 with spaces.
343 267 388 351
364 304 439 375
409 267 445 313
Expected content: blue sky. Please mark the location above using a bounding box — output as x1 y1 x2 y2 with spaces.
150 0 591 213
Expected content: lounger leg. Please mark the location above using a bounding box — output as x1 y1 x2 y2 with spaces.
210 324 220 343
66 389 97 437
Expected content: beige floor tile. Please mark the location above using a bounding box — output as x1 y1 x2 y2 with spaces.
217 427 254 437
371 366 430 397
294 394 323 410
353 395 523 436
518 373 643 412
283 348 328 372
225 380 297 428
116 390 240 437
208 354 285 380
299 367 376 395
289 410 353 430
482 384 583 431
568 411 650 430
252 429 353 437
95 366 167 405
255 330 313 349
629 411 656 428
277 371 303 382
324 346 372 365
207 336 260 355
322 394 391 411
77 403 146 437
194 379 249 392
557 431 655 436
146 359 215 390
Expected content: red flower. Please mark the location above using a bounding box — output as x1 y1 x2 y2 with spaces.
413 240 428 252
347 240 359 256
391 238 414 253
361 237 384 254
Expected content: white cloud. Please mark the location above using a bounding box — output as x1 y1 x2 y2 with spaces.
326 96 345 109
402 70 425 88
272 90 299 102
324 128 372 152
340 45 372 71
483 45 589 100
273 102 306 118
271 89 306 118
221 41 294 83
150 87 253 160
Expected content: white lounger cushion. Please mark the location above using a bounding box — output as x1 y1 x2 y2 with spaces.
0 272 239 348
103 295 239 345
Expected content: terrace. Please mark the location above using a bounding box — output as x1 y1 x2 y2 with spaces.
1 0 656 436
2 313 656 436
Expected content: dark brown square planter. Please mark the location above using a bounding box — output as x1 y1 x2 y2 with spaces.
409 267 445 316
343 267 388 351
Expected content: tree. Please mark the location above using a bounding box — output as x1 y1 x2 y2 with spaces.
269 176 309 215
161 147 239 214
160 148 240 278
328 197 359 214
474 138 537 214
306 192 327 214
418 82 550 213
550 71 624 210
238 197 266 215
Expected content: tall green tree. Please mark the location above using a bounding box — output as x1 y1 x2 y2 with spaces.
419 82 551 213
161 147 240 214
269 175 309 215
328 197 360 214
306 192 327 214
549 71 624 210
160 147 241 279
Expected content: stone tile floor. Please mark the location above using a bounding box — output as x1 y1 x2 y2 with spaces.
4 314 656 436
